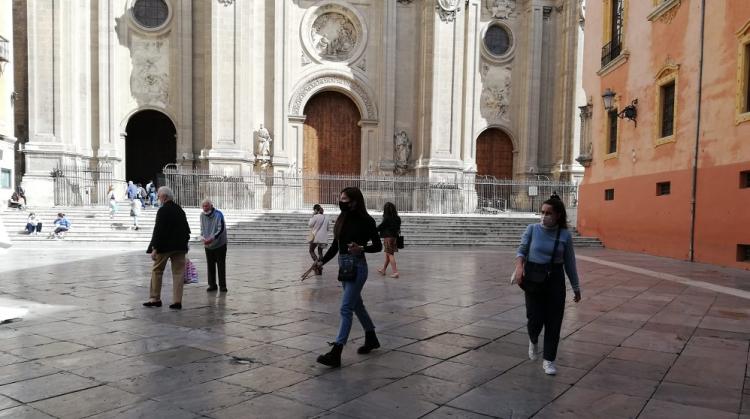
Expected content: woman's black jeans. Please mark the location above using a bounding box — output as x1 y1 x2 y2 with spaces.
524 265 566 362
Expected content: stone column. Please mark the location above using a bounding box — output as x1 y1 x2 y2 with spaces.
523 1 545 177
0 0 16 201
204 0 252 176
270 0 290 173
377 0 397 173
414 0 467 182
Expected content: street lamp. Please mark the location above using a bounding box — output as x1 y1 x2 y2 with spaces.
602 88 638 126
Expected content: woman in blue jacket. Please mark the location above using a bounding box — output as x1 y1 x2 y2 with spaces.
513 195 582 376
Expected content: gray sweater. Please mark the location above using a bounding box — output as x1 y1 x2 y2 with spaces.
200 208 227 250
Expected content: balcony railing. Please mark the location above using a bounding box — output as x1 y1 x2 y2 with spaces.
0 36 9 63
601 40 622 68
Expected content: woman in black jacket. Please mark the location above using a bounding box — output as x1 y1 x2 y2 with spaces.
377 202 401 278
314 187 382 367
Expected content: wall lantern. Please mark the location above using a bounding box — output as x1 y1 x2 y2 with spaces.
602 88 638 126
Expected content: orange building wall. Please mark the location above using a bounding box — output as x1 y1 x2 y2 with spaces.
578 0 750 269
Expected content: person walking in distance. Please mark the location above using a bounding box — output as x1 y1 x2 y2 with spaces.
308 204 329 275
513 194 582 375
313 187 382 367
377 202 401 278
144 187 191 310
130 196 142 230
200 199 228 293
107 185 117 219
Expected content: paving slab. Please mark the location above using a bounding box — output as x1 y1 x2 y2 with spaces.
1 244 749 418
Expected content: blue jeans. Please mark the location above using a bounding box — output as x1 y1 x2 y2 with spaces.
335 255 375 345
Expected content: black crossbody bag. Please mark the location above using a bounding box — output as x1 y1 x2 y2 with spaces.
521 226 561 293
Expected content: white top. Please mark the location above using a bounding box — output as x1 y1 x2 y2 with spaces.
308 213 329 244
108 190 116 200
130 199 142 216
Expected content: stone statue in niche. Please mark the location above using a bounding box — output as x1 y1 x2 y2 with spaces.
255 124 273 167
393 131 412 175
487 0 516 20
436 0 462 22
311 13 357 61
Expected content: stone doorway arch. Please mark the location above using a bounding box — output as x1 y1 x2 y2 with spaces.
124 109 176 186
476 127 515 179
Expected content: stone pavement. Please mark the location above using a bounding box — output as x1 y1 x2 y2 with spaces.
0 243 749 418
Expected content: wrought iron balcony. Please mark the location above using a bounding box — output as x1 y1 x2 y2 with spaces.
0 36 9 63
601 40 622 68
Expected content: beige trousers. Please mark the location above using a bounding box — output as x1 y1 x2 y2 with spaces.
150 251 186 303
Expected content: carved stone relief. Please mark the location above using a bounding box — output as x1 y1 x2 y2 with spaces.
479 66 511 121
311 12 358 62
289 75 377 120
436 0 461 22
486 0 517 20
130 39 169 107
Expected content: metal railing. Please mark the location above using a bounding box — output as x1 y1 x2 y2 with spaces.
52 161 115 206
163 167 577 214
601 39 622 68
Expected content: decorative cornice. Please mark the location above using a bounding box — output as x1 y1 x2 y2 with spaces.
647 0 681 24
597 49 630 77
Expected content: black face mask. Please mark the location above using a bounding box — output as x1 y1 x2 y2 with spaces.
339 201 351 212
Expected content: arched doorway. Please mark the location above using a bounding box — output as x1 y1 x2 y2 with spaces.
476 128 514 179
303 91 361 203
125 110 176 186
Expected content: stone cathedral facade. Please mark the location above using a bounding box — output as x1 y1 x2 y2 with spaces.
12 0 583 206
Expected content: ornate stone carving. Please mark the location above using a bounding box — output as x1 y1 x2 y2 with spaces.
486 0 516 20
130 39 169 107
254 124 273 161
289 75 377 120
576 103 593 167
657 2 680 24
356 58 366 72
397 0 415 4
393 131 412 175
436 0 461 22
311 12 358 62
480 67 511 121
301 52 312 66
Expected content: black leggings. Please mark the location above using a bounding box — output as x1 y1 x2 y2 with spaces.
525 268 566 362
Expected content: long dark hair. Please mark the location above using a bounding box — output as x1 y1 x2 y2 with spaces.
383 202 398 220
334 187 370 238
543 195 568 229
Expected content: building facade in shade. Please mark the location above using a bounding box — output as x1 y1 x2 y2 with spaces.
13 0 583 206
0 0 15 202
577 0 750 269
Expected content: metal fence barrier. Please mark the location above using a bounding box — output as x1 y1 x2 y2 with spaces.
164 167 577 214
52 161 114 206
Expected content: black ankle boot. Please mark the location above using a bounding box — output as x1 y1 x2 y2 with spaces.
317 343 343 367
357 331 381 354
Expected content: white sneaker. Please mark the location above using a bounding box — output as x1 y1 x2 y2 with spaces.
542 360 557 375
528 341 538 360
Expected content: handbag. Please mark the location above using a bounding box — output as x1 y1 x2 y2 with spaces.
183 259 198 284
337 253 357 282
519 226 560 293
307 230 315 243
396 234 404 249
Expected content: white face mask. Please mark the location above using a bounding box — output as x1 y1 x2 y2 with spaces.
541 214 556 227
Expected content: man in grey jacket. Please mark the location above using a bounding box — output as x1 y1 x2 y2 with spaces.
200 199 228 292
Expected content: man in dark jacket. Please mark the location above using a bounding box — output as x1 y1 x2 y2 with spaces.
143 186 191 310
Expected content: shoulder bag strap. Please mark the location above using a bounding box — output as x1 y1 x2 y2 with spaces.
549 227 561 266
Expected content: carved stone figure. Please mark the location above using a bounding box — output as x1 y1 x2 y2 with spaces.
487 0 516 20
311 13 358 61
481 77 511 121
393 131 412 175
255 124 272 159
436 0 462 22
130 39 169 106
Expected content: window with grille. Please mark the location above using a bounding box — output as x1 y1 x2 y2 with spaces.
656 181 671 196
741 170 750 188
604 189 615 201
738 245 750 262
602 0 625 67
132 0 169 29
660 81 676 138
607 110 618 154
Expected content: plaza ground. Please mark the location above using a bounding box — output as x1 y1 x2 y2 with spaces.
0 243 748 418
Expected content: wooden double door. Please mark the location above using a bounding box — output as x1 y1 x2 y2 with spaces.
476 128 514 179
303 91 362 203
